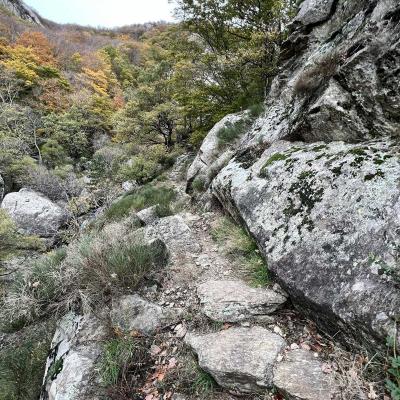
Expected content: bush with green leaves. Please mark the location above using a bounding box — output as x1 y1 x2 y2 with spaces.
211 217 269 286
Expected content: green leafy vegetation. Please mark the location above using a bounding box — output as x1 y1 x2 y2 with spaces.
212 216 269 286
386 335 400 399
103 184 177 222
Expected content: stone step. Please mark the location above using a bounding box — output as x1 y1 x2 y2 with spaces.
274 349 339 400
197 279 287 322
185 326 286 393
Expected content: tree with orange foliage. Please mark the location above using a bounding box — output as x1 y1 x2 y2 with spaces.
16 31 57 66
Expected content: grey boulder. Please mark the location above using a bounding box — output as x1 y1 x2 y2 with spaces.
273 349 338 400
143 214 201 256
197 280 287 322
41 312 108 400
294 0 336 26
185 326 286 393
1 189 69 237
212 139 400 348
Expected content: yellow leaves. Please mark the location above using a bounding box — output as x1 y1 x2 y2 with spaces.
81 50 118 98
82 67 110 96
16 31 57 66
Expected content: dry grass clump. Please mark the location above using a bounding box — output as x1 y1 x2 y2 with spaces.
293 52 343 94
0 218 168 331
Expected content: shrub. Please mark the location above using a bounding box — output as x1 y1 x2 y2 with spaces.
118 155 160 185
192 176 206 193
104 185 176 222
217 119 249 148
212 217 269 286
0 320 55 400
248 102 265 118
76 228 168 303
294 52 343 94
20 165 68 201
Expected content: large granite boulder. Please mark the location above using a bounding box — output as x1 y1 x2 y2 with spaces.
1 189 69 237
212 139 400 348
185 326 286 393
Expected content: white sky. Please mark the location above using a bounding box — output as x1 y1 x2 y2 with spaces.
24 0 176 27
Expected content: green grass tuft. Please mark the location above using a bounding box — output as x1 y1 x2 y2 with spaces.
0 320 55 400
212 217 269 286
104 184 176 222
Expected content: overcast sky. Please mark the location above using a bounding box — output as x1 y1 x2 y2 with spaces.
24 0 176 27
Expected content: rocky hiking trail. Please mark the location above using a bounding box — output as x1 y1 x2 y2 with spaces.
105 201 379 400
2 173 387 400
42 174 382 400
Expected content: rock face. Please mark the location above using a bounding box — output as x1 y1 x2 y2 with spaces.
111 294 178 335
213 139 400 348
1 189 69 237
197 280 287 322
0 0 42 24
189 0 400 349
40 312 108 400
273 349 338 400
185 326 285 393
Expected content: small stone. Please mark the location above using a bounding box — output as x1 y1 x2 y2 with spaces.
290 343 300 350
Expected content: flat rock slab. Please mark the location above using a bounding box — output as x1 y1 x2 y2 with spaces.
185 326 286 393
197 280 287 322
111 294 178 335
273 349 338 400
